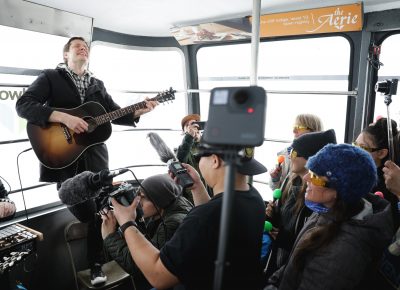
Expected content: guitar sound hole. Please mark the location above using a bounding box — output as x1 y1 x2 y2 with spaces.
84 117 98 133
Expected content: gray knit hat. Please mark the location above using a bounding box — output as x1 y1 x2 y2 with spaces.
141 174 182 209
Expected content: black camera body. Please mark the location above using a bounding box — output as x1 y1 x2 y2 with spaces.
192 121 206 131
98 182 136 212
202 86 266 147
168 159 194 189
375 79 398 96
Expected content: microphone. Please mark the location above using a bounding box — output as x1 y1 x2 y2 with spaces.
0 179 16 221
374 191 384 199
277 155 285 165
264 221 273 232
58 171 100 206
58 171 104 223
273 188 282 202
58 169 129 222
147 132 176 163
90 168 129 189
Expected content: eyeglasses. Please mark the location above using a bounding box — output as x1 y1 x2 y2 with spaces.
352 141 382 153
293 125 310 132
308 170 330 188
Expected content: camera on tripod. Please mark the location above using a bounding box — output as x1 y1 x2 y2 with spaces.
202 86 266 147
375 79 398 96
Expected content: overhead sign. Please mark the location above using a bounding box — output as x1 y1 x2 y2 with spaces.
170 18 251 46
260 3 363 37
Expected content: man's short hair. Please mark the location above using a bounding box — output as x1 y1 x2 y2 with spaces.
63 37 89 64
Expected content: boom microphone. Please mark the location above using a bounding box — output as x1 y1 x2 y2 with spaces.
147 132 176 163
58 169 129 222
90 168 129 188
58 171 100 206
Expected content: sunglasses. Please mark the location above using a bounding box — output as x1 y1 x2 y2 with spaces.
194 152 213 162
352 141 382 153
293 125 310 132
308 170 330 188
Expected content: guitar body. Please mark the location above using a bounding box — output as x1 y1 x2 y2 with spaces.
27 102 112 169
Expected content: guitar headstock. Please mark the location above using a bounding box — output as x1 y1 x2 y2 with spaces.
156 87 176 103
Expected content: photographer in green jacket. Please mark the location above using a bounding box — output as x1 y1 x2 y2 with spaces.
101 174 192 289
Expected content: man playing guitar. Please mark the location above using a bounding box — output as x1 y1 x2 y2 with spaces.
15 36 158 285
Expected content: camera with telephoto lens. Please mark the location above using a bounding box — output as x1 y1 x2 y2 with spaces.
375 79 398 96
168 159 194 189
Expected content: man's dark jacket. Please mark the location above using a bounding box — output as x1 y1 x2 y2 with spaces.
16 68 138 182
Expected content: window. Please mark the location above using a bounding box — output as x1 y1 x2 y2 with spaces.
197 36 351 199
88 42 187 177
0 25 69 213
374 34 400 122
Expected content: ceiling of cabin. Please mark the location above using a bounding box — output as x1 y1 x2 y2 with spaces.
28 0 400 37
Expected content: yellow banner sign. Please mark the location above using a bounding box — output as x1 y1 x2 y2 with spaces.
260 3 363 38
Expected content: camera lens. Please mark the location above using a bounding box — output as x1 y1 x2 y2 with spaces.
234 89 249 104
375 81 389 94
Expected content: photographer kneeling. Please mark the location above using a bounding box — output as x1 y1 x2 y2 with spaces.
109 146 267 290
101 173 193 289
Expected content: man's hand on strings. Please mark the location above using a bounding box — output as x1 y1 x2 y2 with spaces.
134 98 159 118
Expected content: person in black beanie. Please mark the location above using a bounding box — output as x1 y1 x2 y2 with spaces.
265 129 336 278
101 174 193 289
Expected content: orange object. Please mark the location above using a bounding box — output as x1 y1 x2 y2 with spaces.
258 3 363 38
277 155 285 164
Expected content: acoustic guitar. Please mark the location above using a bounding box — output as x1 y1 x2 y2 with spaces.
27 88 175 169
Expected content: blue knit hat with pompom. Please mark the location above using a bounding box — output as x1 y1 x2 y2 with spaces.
306 143 377 204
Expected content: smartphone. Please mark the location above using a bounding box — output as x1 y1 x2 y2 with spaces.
192 121 206 130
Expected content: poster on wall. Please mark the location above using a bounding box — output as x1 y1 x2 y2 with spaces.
170 18 252 46
259 3 363 37
171 3 363 45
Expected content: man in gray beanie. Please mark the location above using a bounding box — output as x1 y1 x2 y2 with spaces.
101 174 193 289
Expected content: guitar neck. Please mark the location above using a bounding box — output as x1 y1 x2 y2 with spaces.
94 96 158 125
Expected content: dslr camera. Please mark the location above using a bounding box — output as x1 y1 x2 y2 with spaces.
375 79 398 96
97 182 137 213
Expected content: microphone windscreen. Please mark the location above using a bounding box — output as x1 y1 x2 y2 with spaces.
264 221 273 232
147 132 176 163
58 171 99 206
277 155 285 164
66 200 97 223
273 188 282 200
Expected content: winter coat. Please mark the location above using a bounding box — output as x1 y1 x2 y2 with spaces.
15 68 138 182
103 196 193 289
277 193 394 290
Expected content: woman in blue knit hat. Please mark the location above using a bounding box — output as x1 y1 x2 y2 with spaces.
265 144 394 290
264 129 336 278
